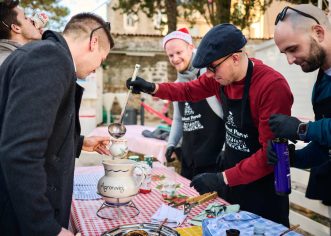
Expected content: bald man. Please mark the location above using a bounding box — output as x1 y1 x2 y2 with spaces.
268 4 331 205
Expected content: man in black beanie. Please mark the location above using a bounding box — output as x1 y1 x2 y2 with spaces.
127 23 293 226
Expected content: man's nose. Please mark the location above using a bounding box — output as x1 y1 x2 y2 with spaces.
286 54 296 65
205 70 214 78
172 54 180 62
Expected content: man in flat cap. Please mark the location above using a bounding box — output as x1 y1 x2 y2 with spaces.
127 23 293 226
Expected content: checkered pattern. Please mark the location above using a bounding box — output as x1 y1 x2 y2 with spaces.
73 173 104 200
202 211 301 236
70 163 228 236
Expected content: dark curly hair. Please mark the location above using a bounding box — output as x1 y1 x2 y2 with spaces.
0 0 20 39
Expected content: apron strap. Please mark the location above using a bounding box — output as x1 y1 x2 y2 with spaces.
240 60 254 128
219 59 254 129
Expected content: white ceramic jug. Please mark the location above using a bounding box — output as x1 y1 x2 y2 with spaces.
109 138 128 158
97 159 145 204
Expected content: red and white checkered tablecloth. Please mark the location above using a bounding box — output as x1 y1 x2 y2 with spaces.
70 163 228 236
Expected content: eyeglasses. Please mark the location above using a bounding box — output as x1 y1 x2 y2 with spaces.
275 6 320 25
89 22 111 43
207 50 242 73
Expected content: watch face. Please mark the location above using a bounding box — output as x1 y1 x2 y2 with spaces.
298 123 308 141
298 123 307 134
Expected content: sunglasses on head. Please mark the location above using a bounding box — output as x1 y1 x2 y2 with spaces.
207 50 242 73
89 22 111 42
275 6 320 25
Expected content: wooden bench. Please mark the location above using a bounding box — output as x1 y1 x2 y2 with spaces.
290 168 331 235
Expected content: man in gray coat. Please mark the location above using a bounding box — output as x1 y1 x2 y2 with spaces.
0 12 113 236
0 0 43 65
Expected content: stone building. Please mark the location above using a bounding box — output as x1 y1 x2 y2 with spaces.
79 0 303 133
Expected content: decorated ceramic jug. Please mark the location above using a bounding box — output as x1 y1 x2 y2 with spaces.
109 138 128 158
97 159 145 204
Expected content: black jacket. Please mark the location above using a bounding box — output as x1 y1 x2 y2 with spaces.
0 31 83 235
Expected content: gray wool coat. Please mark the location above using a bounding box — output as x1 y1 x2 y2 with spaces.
0 31 83 236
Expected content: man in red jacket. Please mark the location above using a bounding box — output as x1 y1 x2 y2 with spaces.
127 23 293 226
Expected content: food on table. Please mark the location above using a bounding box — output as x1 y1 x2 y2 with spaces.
124 230 148 236
151 174 166 181
167 194 188 205
156 181 181 199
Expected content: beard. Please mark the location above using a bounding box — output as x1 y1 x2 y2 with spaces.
301 38 325 72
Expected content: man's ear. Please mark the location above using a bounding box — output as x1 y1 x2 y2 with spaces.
232 52 241 65
89 36 98 51
10 24 21 34
312 24 325 42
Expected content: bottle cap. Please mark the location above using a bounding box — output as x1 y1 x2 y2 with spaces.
226 229 240 236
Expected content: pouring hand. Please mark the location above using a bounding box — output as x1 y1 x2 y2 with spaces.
82 136 111 155
126 76 156 94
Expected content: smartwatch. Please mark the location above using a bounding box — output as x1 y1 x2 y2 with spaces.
297 122 308 141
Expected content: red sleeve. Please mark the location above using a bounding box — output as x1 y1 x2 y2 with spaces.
155 73 220 102
225 67 293 186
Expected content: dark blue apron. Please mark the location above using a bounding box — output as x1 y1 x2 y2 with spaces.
219 60 289 226
306 70 331 205
178 98 225 180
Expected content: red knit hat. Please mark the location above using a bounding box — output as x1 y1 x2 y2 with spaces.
162 28 193 49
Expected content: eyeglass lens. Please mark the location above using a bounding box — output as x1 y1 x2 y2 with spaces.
207 50 242 73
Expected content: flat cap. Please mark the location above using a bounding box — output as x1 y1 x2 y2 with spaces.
192 23 247 68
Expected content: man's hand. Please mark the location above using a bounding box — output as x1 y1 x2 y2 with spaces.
82 136 110 155
269 114 301 141
165 146 176 162
126 76 156 94
190 172 227 197
267 140 296 166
